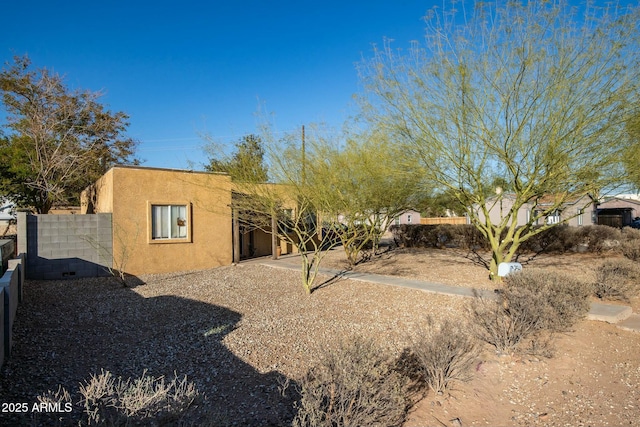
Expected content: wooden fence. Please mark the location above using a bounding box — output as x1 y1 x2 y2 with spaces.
420 216 468 225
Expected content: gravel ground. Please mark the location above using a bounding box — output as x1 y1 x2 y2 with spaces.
0 261 466 426
1 247 639 426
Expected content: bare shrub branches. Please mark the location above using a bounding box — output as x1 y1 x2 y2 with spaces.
411 319 479 394
593 258 640 302
36 370 202 426
292 338 411 427
470 270 592 354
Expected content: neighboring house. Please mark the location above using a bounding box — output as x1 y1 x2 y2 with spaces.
0 201 15 227
391 210 421 227
474 193 597 228
0 201 16 236
595 197 640 228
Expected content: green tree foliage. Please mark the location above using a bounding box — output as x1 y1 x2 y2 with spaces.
227 125 342 293
0 56 138 213
624 112 640 192
311 127 427 265
420 189 465 218
205 134 268 183
358 1 640 278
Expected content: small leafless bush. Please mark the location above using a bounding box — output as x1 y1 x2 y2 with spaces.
574 225 623 253
292 338 411 427
470 270 591 354
470 293 539 354
621 227 640 261
79 369 202 426
593 258 640 302
411 319 480 394
504 270 592 332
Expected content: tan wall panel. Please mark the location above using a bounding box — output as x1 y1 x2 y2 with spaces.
107 167 232 276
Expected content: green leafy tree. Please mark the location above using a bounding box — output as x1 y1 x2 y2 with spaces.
624 112 640 192
0 56 138 213
313 127 427 265
229 125 342 293
358 1 640 279
205 134 268 183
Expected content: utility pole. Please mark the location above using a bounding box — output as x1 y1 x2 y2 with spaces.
301 124 306 184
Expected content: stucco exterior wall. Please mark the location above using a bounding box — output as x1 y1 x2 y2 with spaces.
85 167 233 276
598 198 640 219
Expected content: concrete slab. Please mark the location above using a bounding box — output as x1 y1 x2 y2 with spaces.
586 303 632 323
261 258 636 327
617 314 640 332
260 260 495 299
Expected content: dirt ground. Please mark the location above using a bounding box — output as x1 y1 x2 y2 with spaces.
1 245 639 426
321 246 640 427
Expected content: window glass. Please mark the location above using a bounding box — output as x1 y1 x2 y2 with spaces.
152 205 187 240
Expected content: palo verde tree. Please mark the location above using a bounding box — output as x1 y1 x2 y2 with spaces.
0 56 138 213
624 112 640 193
358 1 640 279
226 124 343 294
313 127 427 266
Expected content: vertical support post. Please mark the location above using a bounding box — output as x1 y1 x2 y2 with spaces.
271 214 278 260
232 208 240 263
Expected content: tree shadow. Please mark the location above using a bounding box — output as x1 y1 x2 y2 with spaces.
0 276 299 426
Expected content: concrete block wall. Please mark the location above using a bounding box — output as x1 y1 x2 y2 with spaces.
1 257 21 360
18 212 113 280
8 254 25 303
0 239 15 273
0 287 4 367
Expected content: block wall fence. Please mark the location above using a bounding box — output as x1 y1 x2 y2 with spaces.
17 212 113 280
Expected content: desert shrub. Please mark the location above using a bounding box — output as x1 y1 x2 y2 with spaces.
411 319 479 394
292 338 410 427
517 225 576 254
470 270 591 354
621 227 640 261
79 370 202 426
593 258 640 302
470 293 540 354
459 224 491 250
389 224 489 250
573 225 623 253
504 269 592 331
33 371 203 426
389 224 402 247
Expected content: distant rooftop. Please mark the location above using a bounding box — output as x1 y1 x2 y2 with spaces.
611 193 640 201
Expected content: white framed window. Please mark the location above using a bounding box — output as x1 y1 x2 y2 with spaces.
546 210 561 225
150 204 189 241
577 208 584 226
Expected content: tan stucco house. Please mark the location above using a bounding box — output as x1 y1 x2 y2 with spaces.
81 166 234 275
81 166 296 276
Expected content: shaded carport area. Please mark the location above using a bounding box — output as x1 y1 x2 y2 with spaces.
596 207 634 228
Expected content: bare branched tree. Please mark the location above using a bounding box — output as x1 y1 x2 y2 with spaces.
0 56 138 213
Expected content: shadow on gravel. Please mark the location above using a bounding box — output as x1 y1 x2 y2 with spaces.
0 277 299 426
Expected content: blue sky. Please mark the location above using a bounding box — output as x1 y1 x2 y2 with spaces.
0 1 432 169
